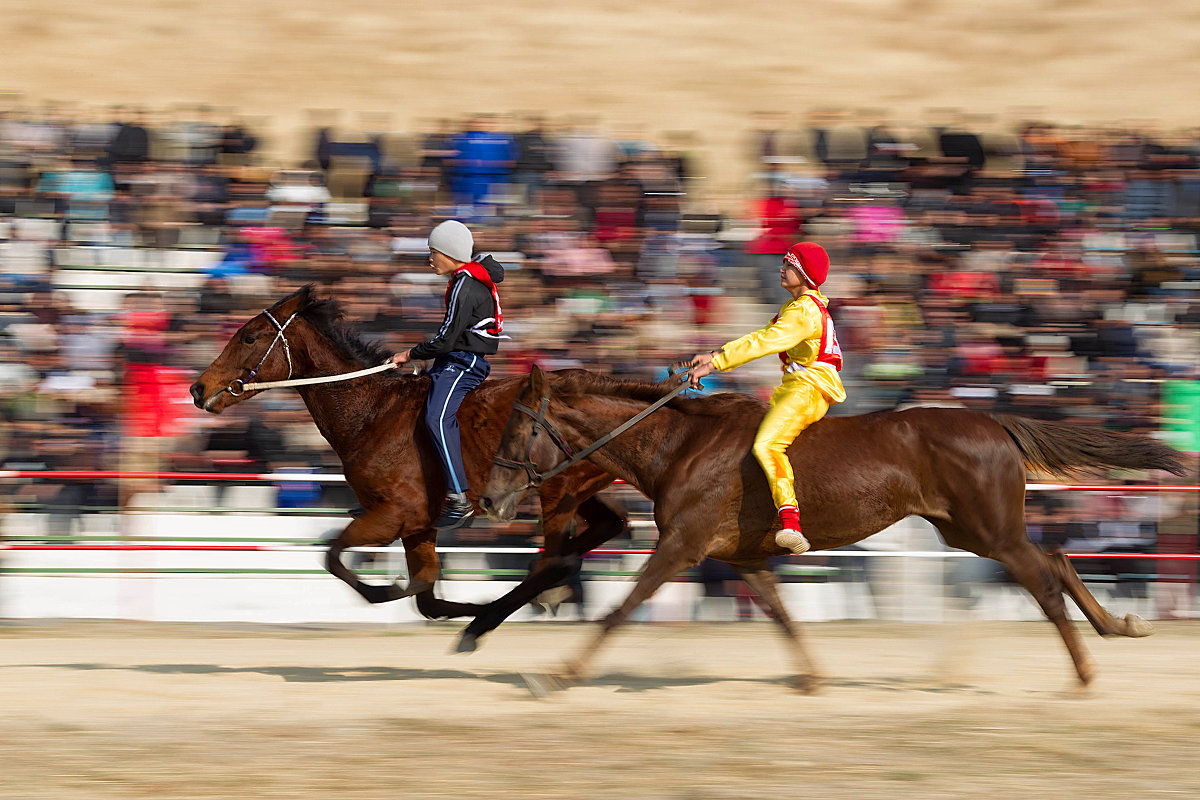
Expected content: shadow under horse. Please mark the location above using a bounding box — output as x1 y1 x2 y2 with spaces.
190 286 625 647
482 366 1187 692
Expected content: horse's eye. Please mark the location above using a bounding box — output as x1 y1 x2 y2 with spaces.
242 334 256 345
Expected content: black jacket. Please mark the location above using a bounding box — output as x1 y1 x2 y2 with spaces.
410 255 505 359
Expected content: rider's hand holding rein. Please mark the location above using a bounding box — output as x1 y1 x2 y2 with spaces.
401 219 507 533
687 242 845 557
688 350 717 388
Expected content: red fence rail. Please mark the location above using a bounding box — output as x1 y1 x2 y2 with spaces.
2 471 1196 563
2 470 1198 493
1 543 1198 561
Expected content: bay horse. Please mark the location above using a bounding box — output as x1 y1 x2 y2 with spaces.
481 366 1186 692
190 286 627 648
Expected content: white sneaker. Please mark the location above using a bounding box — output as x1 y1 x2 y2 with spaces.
775 528 810 555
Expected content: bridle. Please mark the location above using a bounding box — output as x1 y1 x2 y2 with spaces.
226 308 298 397
492 376 690 490
210 305 401 402
492 390 578 489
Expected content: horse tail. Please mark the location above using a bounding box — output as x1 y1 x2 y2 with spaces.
992 414 1187 478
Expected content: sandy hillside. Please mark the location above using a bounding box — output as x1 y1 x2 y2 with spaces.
4 0 1200 195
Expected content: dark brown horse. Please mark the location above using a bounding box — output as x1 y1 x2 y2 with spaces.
481 366 1186 692
190 286 627 648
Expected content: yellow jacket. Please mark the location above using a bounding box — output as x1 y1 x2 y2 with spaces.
712 288 847 403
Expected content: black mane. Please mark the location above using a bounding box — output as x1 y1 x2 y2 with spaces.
551 368 763 415
277 285 394 369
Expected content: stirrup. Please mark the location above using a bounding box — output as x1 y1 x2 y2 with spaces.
776 529 810 555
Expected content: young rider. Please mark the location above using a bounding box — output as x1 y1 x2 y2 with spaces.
391 220 505 530
688 241 845 555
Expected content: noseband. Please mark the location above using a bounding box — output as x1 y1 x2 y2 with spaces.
226 308 298 397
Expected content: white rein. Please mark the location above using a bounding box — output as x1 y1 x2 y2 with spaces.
225 306 404 395
236 361 399 392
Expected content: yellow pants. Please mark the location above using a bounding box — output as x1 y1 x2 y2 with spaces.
752 378 830 511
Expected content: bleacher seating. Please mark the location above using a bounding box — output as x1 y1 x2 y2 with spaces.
39 245 218 310
220 484 278 513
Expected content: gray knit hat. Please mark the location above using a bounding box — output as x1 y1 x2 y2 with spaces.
428 220 474 263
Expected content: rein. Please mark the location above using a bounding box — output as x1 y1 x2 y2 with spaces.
493 376 691 489
226 306 399 396
235 361 398 392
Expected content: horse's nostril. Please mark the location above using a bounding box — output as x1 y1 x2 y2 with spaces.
480 496 493 511
189 382 205 406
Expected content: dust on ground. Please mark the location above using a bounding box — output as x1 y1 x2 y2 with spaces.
1 619 1197 799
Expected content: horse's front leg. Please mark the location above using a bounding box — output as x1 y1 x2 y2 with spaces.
403 532 485 619
324 513 419 604
532 531 705 693
322 515 463 611
456 491 625 652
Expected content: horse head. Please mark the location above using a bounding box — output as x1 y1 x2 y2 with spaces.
482 364 574 522
190 286 314 414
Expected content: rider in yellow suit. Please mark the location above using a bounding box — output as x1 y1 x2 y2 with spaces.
689 242 845 555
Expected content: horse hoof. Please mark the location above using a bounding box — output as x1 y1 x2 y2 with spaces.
790 674 822 695
522 672 567 698
397 578 435 599
456 633 479 653
357 582 395 604
1076 659 1097 688
356 577 435 604
1123 613 1153 638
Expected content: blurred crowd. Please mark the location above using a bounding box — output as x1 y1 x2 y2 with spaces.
1 104 1198 566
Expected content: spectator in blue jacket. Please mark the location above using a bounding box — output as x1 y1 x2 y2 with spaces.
449 116 517 211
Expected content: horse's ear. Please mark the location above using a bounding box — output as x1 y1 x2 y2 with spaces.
530 364 549 397
272 284 314 319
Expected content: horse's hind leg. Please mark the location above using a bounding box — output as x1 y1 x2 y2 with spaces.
1044 552 1153 638
735 562 824 693
990 540 1097 687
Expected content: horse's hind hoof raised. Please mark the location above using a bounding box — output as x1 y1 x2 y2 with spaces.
456 633 479 653
1123 613 1153 638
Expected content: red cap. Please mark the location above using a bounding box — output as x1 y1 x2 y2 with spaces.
783 242 829 287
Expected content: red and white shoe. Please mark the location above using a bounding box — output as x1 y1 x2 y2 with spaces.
775 506 811 555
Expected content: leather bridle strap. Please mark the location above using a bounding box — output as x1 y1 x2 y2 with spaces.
227 308 299 397
493 378 690 488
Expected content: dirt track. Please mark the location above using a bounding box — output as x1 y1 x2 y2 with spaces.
1 619 1198 799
